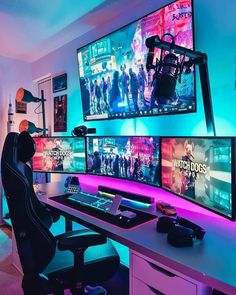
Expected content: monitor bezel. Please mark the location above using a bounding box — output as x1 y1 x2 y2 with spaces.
32 136 87 174
160 136 236 221
76 0 196 122
86 135 161 188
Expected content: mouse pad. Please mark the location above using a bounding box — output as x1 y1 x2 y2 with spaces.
50 194 157 229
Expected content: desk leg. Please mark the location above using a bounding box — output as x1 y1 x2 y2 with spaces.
65 218 72 232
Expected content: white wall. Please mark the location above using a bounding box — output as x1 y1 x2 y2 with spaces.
0 55 33 221
1 1 235 147
31 0 236 137
31 0 178 137
193 0 236 135
1 0 236 189
0 56 33 151
1 0 236 265
1 0 235 186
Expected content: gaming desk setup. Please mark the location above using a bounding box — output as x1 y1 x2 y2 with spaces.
2 0 236 294
30 134 235 295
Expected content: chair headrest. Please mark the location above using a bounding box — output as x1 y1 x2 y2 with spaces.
18 131 36 163
1 132 19 166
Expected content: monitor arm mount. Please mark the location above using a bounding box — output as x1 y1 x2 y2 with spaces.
146 35 216 136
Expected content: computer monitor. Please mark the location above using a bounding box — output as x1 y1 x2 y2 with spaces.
32 137 86 173
161 137 235 219
86 136 160 186
77 0 195 121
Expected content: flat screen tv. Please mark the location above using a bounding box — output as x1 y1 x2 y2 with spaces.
86 136 160 186
32 137 86 173
161 137 235 220
77 0 195 121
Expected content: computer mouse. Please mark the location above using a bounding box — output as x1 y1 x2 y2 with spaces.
120 210 137 219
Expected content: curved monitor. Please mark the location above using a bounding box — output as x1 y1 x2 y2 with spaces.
77 0 194 121
161 137 235 220
86 136 160 187
32 137 86 173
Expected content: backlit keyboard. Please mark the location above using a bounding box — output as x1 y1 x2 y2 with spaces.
68 191 113 212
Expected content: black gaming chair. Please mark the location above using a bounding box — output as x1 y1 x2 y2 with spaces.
1 132 120 295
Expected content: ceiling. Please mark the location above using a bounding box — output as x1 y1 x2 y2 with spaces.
0 0 172 63
0 0 124 62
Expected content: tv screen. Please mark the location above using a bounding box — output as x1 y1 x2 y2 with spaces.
161 137 234 219
32 137 86 173
77 0 194 121
86 136 160 186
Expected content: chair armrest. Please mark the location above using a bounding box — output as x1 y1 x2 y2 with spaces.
57 229 107 252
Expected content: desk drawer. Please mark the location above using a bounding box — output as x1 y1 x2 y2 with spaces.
132 277 164 295
132 253 197 295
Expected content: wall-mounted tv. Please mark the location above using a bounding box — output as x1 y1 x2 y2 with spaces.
32 137 86 173
77 0 194 121
161 137 235 220
86 136 160 186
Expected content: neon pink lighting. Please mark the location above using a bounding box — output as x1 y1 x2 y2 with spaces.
77 174 228 221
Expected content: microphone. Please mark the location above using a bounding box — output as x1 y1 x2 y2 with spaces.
146 34 180 104
145 36 158 71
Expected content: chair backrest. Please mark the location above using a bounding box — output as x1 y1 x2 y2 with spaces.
1 132 56 275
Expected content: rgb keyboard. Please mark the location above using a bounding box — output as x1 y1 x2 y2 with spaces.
68 191 113 212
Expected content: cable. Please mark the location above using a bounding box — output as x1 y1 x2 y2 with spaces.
34 102 42 114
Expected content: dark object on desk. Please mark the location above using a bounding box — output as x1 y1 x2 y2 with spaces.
50 194 157 229
156 200 177 216
72 125 96 136
1 132 120 295
167 225 196 247
98 185 155 204
120 210 137 219
64 176 81 194
156 216 206 247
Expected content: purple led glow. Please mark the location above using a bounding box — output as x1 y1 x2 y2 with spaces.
77 174 227 220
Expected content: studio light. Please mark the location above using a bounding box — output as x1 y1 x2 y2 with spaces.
16 88 40 103
145 33 216 136
15 88 47 136
19 120 43 134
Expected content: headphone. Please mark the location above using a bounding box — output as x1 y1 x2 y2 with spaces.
71 125 96 137
156 216 206 247
71 125 88 136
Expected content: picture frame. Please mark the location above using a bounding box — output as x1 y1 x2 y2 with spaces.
52 73 67 93
54 94 67 132
15 100 27 114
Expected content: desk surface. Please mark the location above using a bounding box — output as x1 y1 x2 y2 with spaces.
38 180 236 294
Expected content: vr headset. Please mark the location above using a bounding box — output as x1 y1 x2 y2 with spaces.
156 216 206 247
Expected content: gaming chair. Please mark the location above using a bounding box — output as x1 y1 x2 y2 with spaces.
1 132 120 295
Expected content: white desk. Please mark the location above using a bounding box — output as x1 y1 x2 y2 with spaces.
38 179 236 295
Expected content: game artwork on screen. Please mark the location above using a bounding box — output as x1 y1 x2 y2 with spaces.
161 138 232 217
78 0 194 121
87 136 160 186
33 137 86 173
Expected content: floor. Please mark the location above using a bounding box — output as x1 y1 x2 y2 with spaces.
0 225 23 295
0 225 129 295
